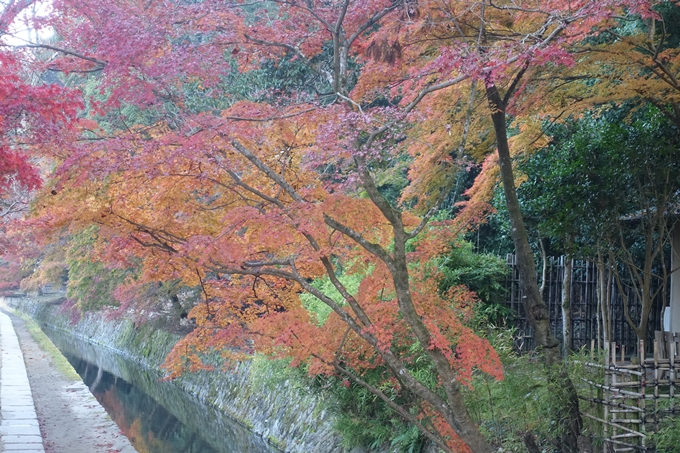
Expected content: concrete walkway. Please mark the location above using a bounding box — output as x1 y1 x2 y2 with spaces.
0 311 45 453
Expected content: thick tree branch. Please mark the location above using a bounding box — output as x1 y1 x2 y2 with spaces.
323 213 394 267
355 156 403 230
223 168 286 208
230 139 305 203
347 4 400 47
18 43 107 70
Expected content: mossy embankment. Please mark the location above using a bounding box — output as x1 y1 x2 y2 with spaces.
7 296 353 453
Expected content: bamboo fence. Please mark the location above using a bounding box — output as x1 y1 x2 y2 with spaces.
579 332 680 452
504 255 666 355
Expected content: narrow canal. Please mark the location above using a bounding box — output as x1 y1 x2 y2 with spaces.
43 328 280 453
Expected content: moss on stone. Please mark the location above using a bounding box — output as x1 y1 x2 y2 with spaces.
267 435 287 450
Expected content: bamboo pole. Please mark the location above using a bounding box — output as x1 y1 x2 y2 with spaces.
581 378 644 398
654 339 659 432
582 413 646 438
611 432 644 439
640 339 646 450
577 395 644 412
606 438 647 451
591 339 595 361
582 335 680 452
604 340 610 452
622 344 625 363
670 336 676 421
574 361 644 376
613 342 617 367
611 381 647 388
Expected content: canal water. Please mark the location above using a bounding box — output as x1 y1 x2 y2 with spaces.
43 328 280 453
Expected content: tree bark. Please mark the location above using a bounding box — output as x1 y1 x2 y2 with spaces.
486 82 582 453
597 249 612 344
562 256 573 357
523 433 541 453
486 83 560 363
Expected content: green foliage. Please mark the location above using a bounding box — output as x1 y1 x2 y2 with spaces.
649 399 680 453
296 261 442 451
439 241 507 304
464 330 599 451
477 106 680 263
656 1 680 48
647 397 680 453
518 117 619 254
298 243 509 451
463 329 554 450
374 154 411 206
438 241 510 325
517 106 680 257
327 368 427 453
299 271 364 325
65 227 132 311
472 188 515 256
249 351 430 452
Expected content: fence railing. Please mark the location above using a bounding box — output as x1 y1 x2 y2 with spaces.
504 255 666 355
578 333 680 452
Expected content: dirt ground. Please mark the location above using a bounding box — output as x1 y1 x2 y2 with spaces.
4 311 138 453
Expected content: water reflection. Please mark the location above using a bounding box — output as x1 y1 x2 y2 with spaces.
44 328 279 453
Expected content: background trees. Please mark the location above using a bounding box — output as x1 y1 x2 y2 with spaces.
518 107 680 346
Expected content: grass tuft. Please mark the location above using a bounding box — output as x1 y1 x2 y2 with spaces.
11 309 82 382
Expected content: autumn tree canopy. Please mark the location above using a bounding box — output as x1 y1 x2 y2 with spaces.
0 0 78 216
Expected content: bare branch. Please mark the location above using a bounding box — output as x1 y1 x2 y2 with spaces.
230 139 305 203
222 107 316 123
323 213 394 266
18 43 107 69
334 0 350 36
223 168 285 208
503 59 530 106
347 4 400 47
355 156 403 230
335 92 363 113
318 255 373 327
242 258 296 268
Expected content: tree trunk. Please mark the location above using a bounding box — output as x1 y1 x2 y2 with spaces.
170 294 186 319
486 83 582 453
597 250 612 344
562 256 573 356
358 158 493 453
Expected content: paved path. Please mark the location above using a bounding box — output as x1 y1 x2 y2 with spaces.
0 311 45 453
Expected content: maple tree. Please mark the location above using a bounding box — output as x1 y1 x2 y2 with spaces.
0 0 80 298
532 1 680 128
11 0 666 451
28 2 507 450
0 0 78 199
